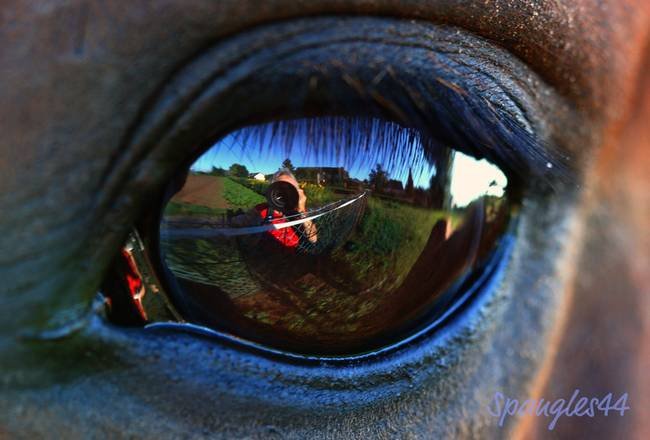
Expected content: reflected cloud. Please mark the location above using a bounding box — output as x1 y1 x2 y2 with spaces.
449 152 508 208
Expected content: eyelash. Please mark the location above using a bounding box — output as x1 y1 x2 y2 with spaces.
191 101 569 202
381 79 570 187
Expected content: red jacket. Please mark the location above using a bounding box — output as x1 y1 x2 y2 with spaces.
254 203 300 249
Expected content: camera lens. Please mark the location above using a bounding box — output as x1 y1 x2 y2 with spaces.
267 181 299 213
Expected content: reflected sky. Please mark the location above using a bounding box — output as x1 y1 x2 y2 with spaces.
191 129 433 187
191 127 507 209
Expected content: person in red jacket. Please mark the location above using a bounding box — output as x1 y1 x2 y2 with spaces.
231 170 318 251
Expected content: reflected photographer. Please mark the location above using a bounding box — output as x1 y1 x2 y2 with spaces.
231 169 318 250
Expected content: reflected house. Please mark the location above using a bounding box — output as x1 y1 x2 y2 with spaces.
384 179 404 196
372 178 431 208
346 178 365 191
294 167 350 186
252 172 266 181
412 187 431 208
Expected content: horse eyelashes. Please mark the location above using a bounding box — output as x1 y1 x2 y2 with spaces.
103 116 514 357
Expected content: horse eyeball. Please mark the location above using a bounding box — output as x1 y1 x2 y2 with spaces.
112 117 514 356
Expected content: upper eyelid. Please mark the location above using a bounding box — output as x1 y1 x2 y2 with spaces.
382 64 572 184
299 40 577 188
352 34 578 184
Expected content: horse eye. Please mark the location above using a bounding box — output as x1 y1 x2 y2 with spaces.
103 117 514 357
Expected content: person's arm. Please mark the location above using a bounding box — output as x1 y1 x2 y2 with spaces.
297 189 318 243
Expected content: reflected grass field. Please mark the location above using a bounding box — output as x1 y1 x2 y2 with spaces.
164 202 227 217
160 174 464 339
233 177 342 206
163 182 453 300
222 177 265 207
332 197 450 292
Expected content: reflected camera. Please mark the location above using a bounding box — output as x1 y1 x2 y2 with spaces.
266 181 299 213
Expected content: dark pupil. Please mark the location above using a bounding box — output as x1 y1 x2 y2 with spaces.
158 117 511 355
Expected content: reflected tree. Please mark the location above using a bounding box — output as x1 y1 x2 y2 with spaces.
369 163 389 194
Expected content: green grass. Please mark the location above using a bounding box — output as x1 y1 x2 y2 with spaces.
232 178 341 207
165 178 459 308
333 197 450 291
164 201 227 217
232 177 269 196
160 190 470 336
222 177 265 207
301 183 340 205
161 236 261 298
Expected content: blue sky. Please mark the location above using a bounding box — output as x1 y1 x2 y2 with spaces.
191 133 435 187
190 128 508 206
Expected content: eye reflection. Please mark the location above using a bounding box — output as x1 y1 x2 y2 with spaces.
155 117 511 355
